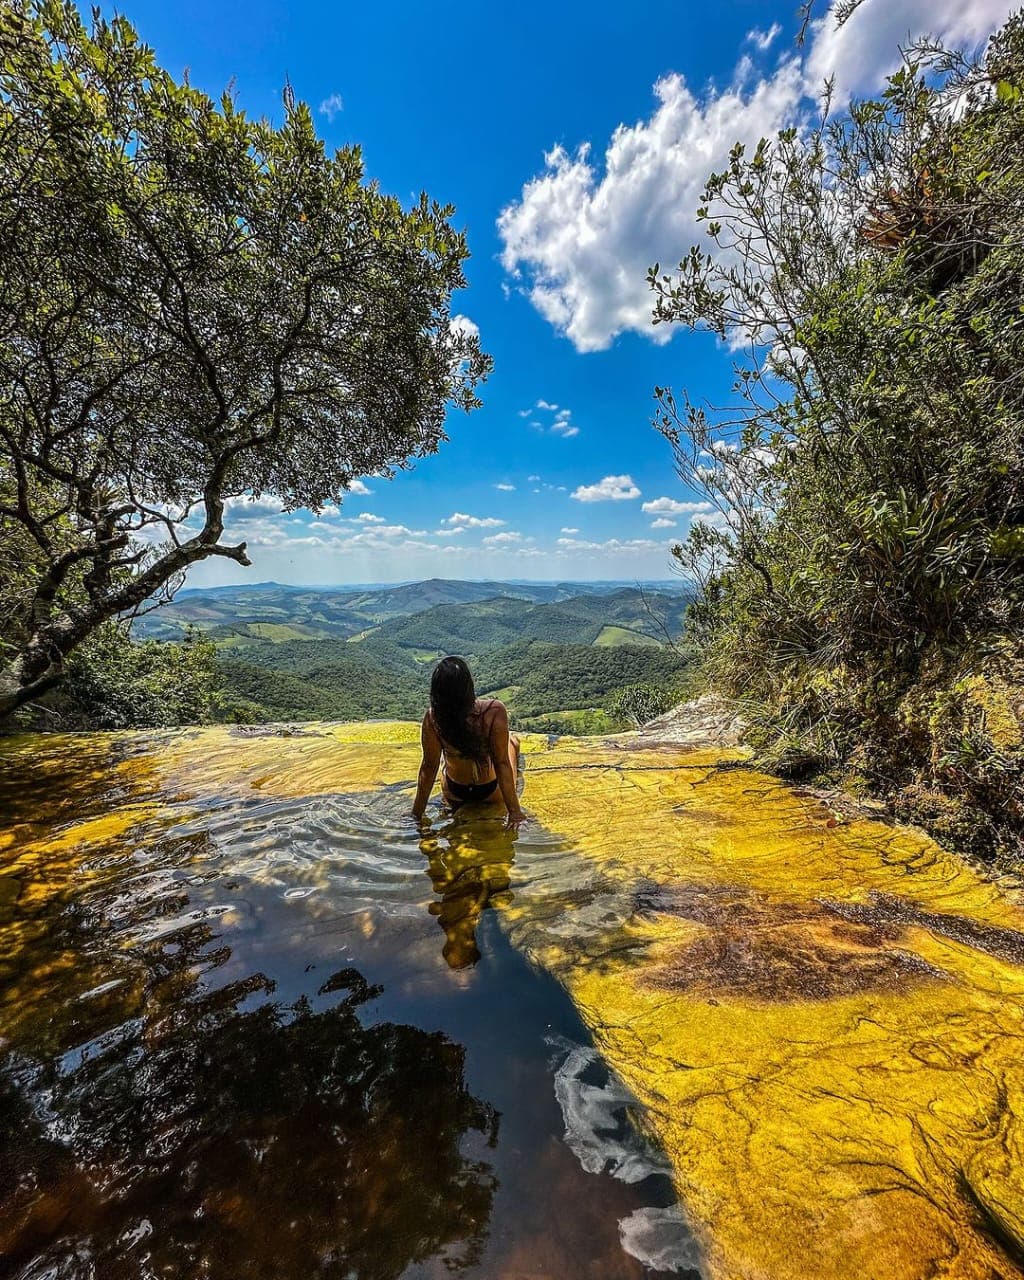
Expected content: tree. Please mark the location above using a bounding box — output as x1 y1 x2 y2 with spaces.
649 17 1024 847
0 1 489 719
609 682 673 728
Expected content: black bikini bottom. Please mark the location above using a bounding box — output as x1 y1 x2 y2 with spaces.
444 773 499 803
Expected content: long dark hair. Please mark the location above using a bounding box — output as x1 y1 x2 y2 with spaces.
430 656 488 763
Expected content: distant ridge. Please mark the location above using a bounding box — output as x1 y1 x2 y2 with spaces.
178 576 690 598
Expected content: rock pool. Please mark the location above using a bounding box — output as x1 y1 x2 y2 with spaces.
1 723 1023 1279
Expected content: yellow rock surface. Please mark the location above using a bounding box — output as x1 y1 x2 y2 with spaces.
511 738 1024 1280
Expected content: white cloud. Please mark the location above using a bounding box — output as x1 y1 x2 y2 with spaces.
347 479 372 495
747 22 781 51
442 512 506 529
572 474 641 503
557 536 664 553
433 528 465 537
483 531 523 545
450 313 480 342
561 526 579 533
494 482 516 491
223 495 285 521
528 474 541 482
499 0 1016 352
642 497 716 516
650 517 677 529
806 0 1013 106
318 93 344 121
345 524 427 541
526 400 582 439
356 512 385 523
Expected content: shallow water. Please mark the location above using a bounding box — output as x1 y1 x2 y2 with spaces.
2 723 1024 1279
0 727 697 1280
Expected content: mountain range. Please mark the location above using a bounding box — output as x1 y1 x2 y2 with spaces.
135 579 693 730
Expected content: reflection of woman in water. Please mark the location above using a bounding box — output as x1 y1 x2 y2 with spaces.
420 819 516 969
412 656 526 831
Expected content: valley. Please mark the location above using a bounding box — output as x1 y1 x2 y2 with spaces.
135 579 693 731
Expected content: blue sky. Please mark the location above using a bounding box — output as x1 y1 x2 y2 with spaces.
125 0 1015 586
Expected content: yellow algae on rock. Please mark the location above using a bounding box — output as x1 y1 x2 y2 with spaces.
509 738 1024 1280
147 722 554 802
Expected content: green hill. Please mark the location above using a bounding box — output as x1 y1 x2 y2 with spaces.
134 579 692 646
354 588 688 661
474 641 688 720
216 649 427 721
198 581 693 728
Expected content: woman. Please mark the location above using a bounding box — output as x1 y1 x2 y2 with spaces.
412 656 526 830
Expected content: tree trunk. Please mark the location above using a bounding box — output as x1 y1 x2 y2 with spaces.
0 529 250 723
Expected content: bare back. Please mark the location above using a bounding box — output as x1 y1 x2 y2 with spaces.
427 698 501 784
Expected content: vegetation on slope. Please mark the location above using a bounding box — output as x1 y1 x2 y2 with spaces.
475 642 688 720
653 20 1024 856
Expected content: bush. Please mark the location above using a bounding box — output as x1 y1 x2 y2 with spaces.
608 683 674 728
62 625 218 729
651 18 1024 856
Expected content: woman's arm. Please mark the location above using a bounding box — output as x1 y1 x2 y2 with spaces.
487 703 526 830
412 712 442 820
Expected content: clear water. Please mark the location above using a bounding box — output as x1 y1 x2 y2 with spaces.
0 736 701 1279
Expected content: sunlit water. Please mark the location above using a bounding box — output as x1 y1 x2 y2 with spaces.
3 722 1024 1280
0 728 698 1280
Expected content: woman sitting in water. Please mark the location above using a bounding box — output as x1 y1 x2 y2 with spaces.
412 655 526 830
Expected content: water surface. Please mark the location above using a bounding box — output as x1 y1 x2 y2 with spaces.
0 726 696 1279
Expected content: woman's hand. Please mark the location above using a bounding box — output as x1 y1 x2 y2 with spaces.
504 807 527 832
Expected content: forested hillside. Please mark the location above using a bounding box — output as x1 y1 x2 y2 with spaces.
207 583 691 728
132 578 674 642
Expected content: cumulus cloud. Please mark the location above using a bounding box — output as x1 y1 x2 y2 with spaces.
805 0 1012 106
551 408 580 438
561 526 579 533
650 517 677 529
557 536 664 553
483 531 523 545
450 313 480 342
494 482 516 491
347 479 372 495
356 512 385 523
572 474 641 503
318 93 344 121
523 400 582 439
642 497 716 516
223 495 285 521
442 512 506 528
499 0 1016 351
